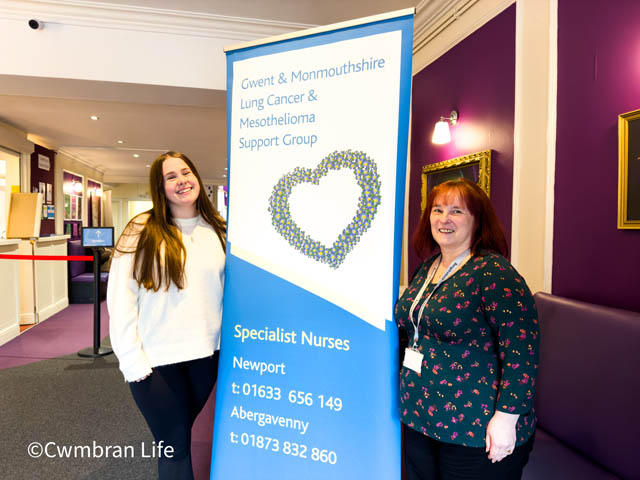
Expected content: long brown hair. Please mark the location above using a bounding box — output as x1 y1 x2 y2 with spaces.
412 178 508 260
115 151 226 291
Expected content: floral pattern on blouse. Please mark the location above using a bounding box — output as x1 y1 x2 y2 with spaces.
395 253 539 447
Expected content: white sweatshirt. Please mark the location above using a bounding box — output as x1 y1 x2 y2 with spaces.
107 214 225 382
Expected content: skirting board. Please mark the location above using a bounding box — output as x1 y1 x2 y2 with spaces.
19 297 69 325
0 323 20 348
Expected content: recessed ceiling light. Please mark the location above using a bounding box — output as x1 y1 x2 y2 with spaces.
224 167 228 170
90 115 99 120
146 164 150 168
117 140 124 144
133 154 140 158
222 174 227 178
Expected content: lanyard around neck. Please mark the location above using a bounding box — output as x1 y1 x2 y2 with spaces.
408 249 470 347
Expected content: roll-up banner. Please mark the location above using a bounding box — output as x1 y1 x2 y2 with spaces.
212 9 414 479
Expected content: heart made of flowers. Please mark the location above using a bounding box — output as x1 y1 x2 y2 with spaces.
268 150 382 269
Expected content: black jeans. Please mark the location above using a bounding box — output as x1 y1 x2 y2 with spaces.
129 352 219 480
403 423 535 480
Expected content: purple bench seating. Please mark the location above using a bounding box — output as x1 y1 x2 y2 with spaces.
523 293 640 480
68 239 108 304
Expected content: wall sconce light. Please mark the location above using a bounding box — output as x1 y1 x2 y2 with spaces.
432 110 458 144
74 181 83 194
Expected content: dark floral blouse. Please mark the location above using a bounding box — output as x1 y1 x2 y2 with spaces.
395 252 539 447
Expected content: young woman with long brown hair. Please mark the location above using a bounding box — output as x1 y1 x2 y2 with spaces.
107 151 226 480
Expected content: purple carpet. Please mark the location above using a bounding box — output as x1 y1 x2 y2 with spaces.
0 301 216 480
0 302 110 369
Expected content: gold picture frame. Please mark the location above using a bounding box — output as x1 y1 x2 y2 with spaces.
421 150 491 211
618 109 640 229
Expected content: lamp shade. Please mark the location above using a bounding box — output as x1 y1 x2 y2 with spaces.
432 120 451 144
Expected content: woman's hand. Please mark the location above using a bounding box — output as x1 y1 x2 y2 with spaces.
485 411 518 462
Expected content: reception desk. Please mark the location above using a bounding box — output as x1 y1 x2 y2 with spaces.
18 235 70 325
0 239 20 346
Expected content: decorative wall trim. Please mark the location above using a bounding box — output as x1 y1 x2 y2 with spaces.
0 323 20 348
543 0 558 293
0 121 33 153
511 2 524 270
103 175 151 184
39 297 68 323
20 312 36 325
414 0 478 53
413 0 515 74
57 147 105 174
25 134 55 152
0 0 314 40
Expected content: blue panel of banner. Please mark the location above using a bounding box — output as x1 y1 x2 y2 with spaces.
211 11 414 479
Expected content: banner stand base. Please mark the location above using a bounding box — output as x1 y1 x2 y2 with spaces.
78 346 113 358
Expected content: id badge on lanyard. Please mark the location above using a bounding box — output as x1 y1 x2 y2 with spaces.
403 348 423 373
403 250 470 374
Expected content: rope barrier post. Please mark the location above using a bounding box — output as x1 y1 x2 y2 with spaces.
0 247 112 358
78 248 113 358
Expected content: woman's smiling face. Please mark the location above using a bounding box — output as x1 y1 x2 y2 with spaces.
162 156 200 218
429 191 475 255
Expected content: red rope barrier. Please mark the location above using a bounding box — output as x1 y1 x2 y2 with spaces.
0 254 94 261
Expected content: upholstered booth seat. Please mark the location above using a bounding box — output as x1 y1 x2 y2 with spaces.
72 271 109 284
523 293 640 480
68 239 108 304
527 430 619 480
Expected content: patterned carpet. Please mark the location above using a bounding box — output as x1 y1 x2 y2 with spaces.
0 303 215 480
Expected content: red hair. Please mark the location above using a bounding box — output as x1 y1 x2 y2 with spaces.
412 178 508 260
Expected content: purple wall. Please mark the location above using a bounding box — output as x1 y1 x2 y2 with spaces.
408 5 516 275
553 0 640 312
30 144 55 236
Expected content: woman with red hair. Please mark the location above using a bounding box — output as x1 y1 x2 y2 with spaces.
395 178 539 480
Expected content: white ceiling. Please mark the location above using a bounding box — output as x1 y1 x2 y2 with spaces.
0 0 416 184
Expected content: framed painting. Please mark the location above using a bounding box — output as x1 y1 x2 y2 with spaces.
421 150 491 211
618 109 640 229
